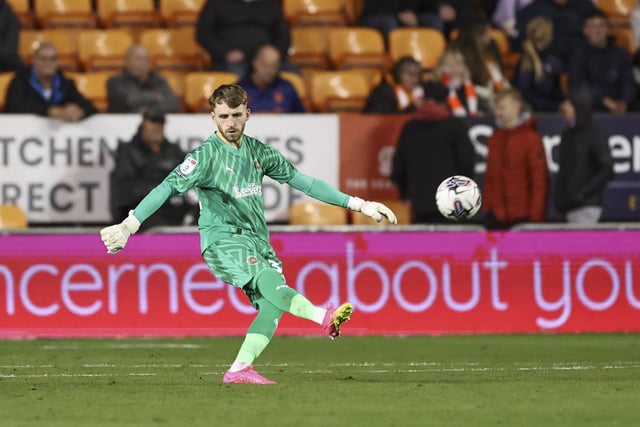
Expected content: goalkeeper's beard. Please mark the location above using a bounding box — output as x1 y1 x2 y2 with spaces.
220 124 244 144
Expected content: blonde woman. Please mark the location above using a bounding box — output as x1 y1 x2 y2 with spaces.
514 16 565 112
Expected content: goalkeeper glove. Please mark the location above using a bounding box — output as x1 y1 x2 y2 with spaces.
348 197 398 224
99 211 141 254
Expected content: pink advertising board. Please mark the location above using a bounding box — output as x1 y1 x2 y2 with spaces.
0 231 639 337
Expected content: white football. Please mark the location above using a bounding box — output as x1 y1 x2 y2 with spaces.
435 175 482 221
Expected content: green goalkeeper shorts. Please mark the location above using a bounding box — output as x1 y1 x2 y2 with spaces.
202 233 285 307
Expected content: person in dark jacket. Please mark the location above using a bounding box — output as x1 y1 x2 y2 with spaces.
391 83 476 223
0 0 22 72
107 44 180 114
554 85 614 224
196 0 292 77
110 110 196 230
4 43 97 120
483 88 549 229
363 56 426 113
567 9 635 113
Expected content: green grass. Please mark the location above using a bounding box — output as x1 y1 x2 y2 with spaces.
1 335 639 427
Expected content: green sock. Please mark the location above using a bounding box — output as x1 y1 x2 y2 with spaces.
231 333 270 371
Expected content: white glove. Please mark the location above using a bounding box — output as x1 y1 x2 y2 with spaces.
348 197 398 224
99 211 141 254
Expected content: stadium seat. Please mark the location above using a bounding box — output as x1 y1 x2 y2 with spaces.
19 29 80 71
343 0 364 25
67 71 113 112
611 27 635 55
280 70 310 110
0 204 28 229
283 0 347 27
6 0 34 29
351 200 412 225
289 202 348 225
309 70 370 112
288 26 331 70
597 0 637 26
159 0 205 27
34 0 97 29
160 70 187 111
388 28 446 70
77 29 134 72
139 27 209 71
490 27 520 81
0 72 15 112
327 27 389 70
184 72 239 112
96 0 163 29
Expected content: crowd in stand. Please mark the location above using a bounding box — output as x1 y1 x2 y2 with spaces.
0 0 626 228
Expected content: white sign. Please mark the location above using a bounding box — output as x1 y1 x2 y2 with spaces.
0 114 339 223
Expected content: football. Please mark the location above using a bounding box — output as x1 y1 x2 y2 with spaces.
435 175 482 221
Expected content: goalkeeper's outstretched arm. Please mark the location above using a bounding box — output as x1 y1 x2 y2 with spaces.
287 171 397 224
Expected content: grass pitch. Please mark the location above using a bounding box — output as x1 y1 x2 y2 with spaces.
1 334 639 427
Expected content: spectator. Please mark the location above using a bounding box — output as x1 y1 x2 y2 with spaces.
391 83 476 223
568 9 635 113
363 56 425 113
483 88 549 229
196 0 293 78
110 110 197 230
430 46 485 116
452 18 508 110
238 45 305 113
0 0 21 72
514 16 565 112
107 44 180 114
4 43 97 121
554 85 614 224
516 0 596 66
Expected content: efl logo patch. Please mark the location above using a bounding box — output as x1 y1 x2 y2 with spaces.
180 157 198 175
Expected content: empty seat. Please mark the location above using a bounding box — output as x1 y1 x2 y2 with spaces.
597 0 637 23
6 0 34 28
343 0 364 25
159 0 205 27
327 27 388 70
67 71 113 112
19 29 79 71
0 72 15 112
389 28 446 70
279 70 310 110
289 202 348 225
0 204 28 229
77 29 134 71
34 0 97 28
351 200 411 225
160 70 187 111
139 27 208 71
96 0 163 28
184 72 239 112
309 70 371 112
288 26 330 70
283 0 347 27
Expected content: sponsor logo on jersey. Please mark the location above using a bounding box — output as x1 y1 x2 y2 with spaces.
176 157 198 180
233 183 262 199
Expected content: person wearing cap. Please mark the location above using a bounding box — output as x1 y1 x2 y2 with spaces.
109 110 196 230
107 44 180 114
390 82 476 223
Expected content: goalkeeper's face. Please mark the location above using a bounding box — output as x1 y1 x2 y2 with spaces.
211 102 250 145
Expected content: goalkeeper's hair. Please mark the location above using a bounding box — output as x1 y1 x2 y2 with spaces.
209 84 248 110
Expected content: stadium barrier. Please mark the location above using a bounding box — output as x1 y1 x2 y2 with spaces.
1 224 639 338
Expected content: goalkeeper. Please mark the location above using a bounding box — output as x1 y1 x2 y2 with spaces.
100 84 397 385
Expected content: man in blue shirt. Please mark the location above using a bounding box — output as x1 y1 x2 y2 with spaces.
238 45 305 113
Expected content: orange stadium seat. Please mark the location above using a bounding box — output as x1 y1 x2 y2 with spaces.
280 70 310 110
596 0 637 26
283 0 347 27
288 26 331 70
96 0 163 29
490 27 520 81
0 72 15 112
67 71 113 112
343 0 364 25
351 200 412 225
34 0 97 29
77 29 134 72
611 27 635 55
160 70 187 111
184 72 239 112
327 27 389 70
139 27 209 71
159 0 205 27
6 0 34 29
0 204 28 229
309 70 370 112
19 29 80 71
389 28 446 70
289 202 348 225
